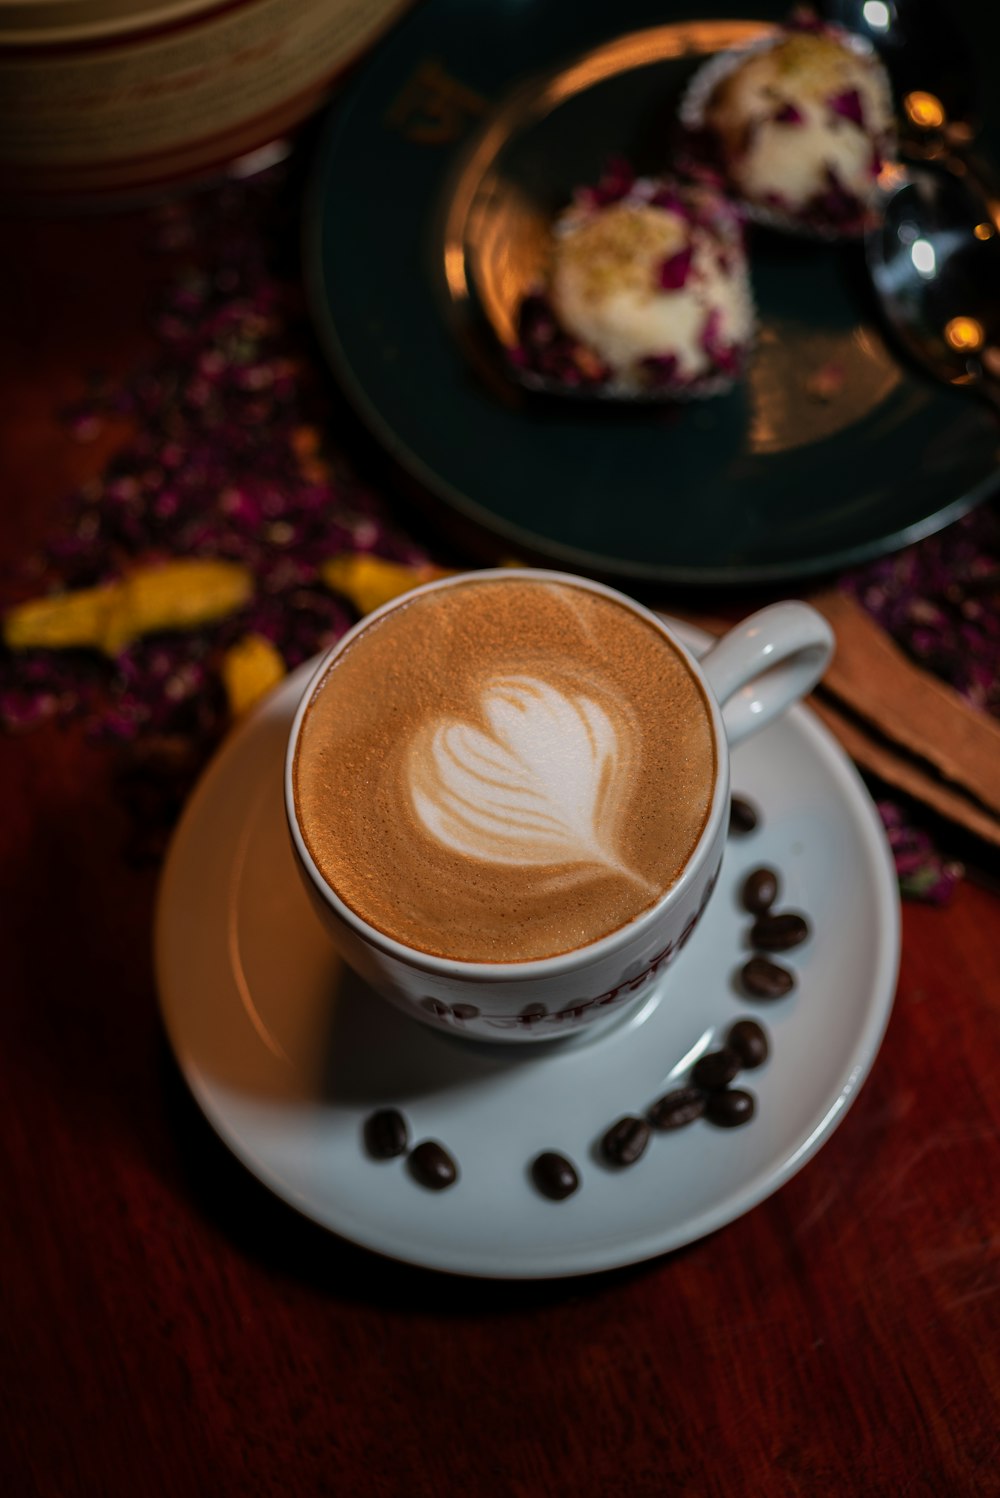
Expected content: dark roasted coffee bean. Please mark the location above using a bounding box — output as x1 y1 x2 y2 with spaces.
741 956 796 999
409 1140 458 1190
741 866 779 914
726 1019 770 1069
531 1151 580 1201
751 911 811 951
692 1046 742 1090
648 1087 706 1131
729 795 759 834
705 1089 756 1128
602 1115 651 1167
364 1108 409 1159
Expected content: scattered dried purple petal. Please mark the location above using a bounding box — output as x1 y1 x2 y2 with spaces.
0 162 433 854
512 291 611 392
576 155 635 211
648 186 689 217
699 308 741 377
657 246 694 291
809 165 863 229
828 88 865 129
876 801 964 904
841 505 1000 718
839 504 1000 899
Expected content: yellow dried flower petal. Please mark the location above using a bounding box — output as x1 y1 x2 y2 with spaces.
99 559 253 655
320 554 452 616
4 584 117 652
221 633 286 718
5 559 255 658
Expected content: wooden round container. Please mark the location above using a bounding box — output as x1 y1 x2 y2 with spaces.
0 0 414 203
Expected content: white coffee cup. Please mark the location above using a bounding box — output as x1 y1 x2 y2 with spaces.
284 570 833 1043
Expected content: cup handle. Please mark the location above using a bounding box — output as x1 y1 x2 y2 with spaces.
699 602 834 746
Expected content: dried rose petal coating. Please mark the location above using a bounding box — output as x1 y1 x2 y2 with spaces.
657 246 694 291
828 87 865 128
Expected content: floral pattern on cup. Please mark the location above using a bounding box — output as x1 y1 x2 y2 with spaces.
414 857 721 1034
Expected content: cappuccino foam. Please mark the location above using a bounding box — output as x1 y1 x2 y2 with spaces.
293 577 716 962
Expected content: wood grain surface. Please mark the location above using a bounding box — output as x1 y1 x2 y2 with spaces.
1 196 998 1498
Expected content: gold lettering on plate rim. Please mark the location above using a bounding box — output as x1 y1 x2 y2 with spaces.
386 60 489 144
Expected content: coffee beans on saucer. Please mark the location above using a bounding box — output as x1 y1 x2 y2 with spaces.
599 1020 766 1150
729 795 759 834
741 866 779 914
532 1151 581 1200
705 1089 756 1128
362 1109 459 1190
741 955 796 999
364 1108 409 1159
359 793 811 1201
691 1046 742 1090
648 1087 706 1131
602 1115 652 1167
409 1140 459 1191
726 1019 769 1069
751 911 811 951
675 1023 767 1131
734 810 812 1002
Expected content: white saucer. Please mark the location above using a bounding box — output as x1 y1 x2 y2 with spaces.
155 626 900 1279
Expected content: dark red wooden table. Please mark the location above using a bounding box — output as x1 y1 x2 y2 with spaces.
1 200 997 1498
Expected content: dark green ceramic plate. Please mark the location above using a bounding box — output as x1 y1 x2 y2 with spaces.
305 0 1000 585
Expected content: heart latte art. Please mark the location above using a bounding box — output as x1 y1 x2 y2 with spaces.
293 578 716 962
409 676 657 896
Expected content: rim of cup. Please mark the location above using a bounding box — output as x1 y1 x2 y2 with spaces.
283 568 731 981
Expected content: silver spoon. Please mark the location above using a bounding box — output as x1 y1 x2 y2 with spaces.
866 154 1000 410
